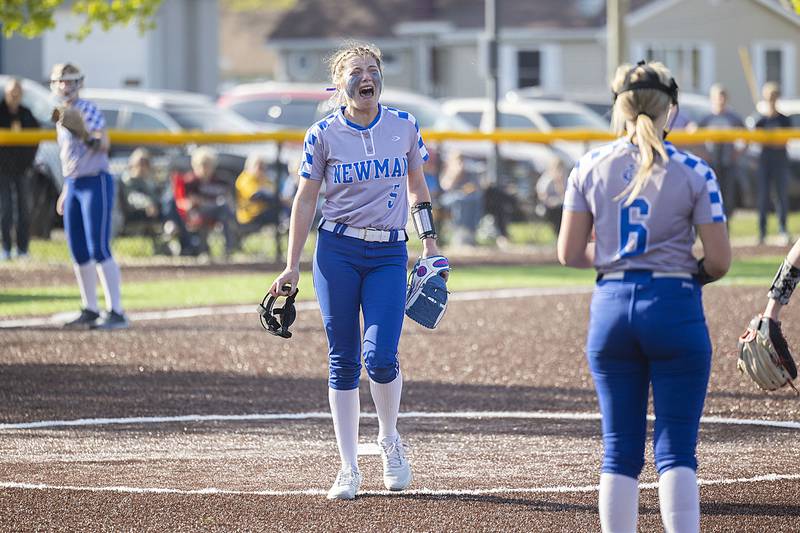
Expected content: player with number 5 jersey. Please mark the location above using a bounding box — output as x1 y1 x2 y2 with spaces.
268 42 447 501
557 61 731 533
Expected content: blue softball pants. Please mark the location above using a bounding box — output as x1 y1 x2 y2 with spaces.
587 271 712 479
313 227 408 390
63 172 115 265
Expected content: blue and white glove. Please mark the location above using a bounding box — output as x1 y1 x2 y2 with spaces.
405 256 450 329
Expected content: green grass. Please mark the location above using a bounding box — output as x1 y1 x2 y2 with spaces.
728 210 800 241
0 257 785 318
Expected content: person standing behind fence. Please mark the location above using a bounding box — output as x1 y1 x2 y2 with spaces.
558 61 731 533
51 63 128 330
0 78 39 261
753 82 792 245
697 84 745 217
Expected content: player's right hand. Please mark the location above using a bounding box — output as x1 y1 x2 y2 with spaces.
270 267 299 297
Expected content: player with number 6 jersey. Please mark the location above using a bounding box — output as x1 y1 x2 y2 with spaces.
268 42 447 501
557 61 731 533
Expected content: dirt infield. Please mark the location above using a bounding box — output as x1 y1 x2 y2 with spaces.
1 285 799 531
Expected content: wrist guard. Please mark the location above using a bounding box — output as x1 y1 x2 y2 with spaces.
411 202 436 240
768 259 800 305
695 258 717 286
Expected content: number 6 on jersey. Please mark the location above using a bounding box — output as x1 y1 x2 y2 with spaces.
618 198 650 259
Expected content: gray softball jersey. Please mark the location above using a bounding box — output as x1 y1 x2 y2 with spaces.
564 139 726 274
299 105 429 231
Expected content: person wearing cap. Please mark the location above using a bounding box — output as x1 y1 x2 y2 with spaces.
50 63 128 330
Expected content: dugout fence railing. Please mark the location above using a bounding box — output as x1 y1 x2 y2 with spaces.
0 128 799 263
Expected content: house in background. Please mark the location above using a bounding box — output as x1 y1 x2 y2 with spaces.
266 0 800 115
0 0 219 96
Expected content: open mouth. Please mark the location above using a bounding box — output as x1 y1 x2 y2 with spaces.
359 86 375 98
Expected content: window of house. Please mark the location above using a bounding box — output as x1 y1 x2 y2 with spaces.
288 53 314 80
381 51 402 76
765 49 783 87
752 42 795 97
642 44 705 92
517 50 541 89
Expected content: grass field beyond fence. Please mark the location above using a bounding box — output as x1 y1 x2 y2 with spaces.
0 257 785 318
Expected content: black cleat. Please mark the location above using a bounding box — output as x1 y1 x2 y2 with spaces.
63 308 100 330
95 310 130 331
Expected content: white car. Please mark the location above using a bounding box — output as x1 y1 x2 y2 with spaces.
440 97 609 160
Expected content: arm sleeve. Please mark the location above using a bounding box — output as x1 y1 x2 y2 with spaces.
298 126 326 181
562 166 590 212
406 114 429 171
692 166 727 224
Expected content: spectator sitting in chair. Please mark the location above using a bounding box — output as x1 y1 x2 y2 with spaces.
120 148 162 228
439 149 483 246
235 153 280 232
173 147 237 255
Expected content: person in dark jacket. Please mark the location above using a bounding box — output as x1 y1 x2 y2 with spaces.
753 82 793 245
0 78 40 260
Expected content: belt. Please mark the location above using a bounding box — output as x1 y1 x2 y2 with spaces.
598 271 694 281
319 220 407 243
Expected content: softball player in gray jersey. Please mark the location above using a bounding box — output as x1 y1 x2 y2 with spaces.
269 43 446 500
558 61 731 533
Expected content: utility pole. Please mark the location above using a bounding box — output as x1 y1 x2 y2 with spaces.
485 0 499 185
606 0 629 81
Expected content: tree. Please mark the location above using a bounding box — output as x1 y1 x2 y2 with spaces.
0 0 163 40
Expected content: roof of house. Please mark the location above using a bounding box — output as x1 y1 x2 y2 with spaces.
266 0 799 41
267 0 654 40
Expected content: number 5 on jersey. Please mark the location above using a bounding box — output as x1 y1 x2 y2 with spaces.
619 198 650 258
387 183 401 208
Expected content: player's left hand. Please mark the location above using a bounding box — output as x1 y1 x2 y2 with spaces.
421 238 448 281
56 189 67 216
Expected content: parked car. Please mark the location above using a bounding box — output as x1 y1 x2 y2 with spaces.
440 96 609 161
220 82 573 232
218 82 473 132
76 89 283 242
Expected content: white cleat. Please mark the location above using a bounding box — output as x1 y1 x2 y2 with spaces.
379 435 412 491
326 467 362 500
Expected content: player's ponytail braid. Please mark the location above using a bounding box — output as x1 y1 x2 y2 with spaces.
326 42 383 108
611 62 672 206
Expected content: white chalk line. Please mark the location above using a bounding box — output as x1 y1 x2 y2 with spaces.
2 473 799 498
2 410 799 431
0 286 592 328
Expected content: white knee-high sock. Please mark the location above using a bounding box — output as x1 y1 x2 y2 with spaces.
369 371 402 441
73 262 98 312
96 258 123 313
659 467 700 533
599 473 639 533
329 387 360 470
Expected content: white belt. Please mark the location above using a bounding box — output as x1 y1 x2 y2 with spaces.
319 220 407 243
600 271 693 280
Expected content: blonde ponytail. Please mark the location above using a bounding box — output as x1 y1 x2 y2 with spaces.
610 61 674 206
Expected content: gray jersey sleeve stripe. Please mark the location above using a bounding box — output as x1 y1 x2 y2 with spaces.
668 143 727 223
299 123 326 180
386 107 429 165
